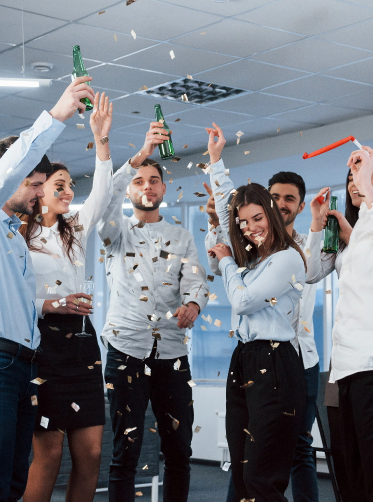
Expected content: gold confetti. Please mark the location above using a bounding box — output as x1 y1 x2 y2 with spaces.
241 381 254 389
66 332 73 338
87 365 94 369
244 429 255 441
169 50 175 59
305 248 311 258
142 465 149 470
194 192 206 197
300 131 303 137
325 290 332 294
140 295 148 302
260 369 267 374
209 293 218 301
74 260 83 267
175 118 181 122
277 127 281 133
229 330 234 338
244 151 250 155
103 237 111 246
129 143 136 148
74 224 84 232
114 34 118 42
106 383 114 390
71 402 80 412
192 266 198 274
30 377 47 385
128 376 132 383
194 425 202 433
172 156 181 162
183 144 188 148
188 380 196 387
6 232 13 239
202 150 209 156
86 142 94 150
76 124 85 129
207 275 214 282
187 74 193 79
214 319 222 327
49 326 59 331
124 427 137 435
131 29 136 39
24 179 31 187
31 395 38 406
181 94 188 102
98 10 105 14
135 491 143 496
283 409 296 416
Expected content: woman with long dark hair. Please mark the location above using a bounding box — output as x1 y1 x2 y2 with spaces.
207 123 307 501
305 169 361 501
21 92 113 502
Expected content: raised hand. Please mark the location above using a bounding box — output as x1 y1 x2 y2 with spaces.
203 182 220 227
322 210 353 245
90 92 113 138
310 187 330 232
130 121 172 168
205 122 226 165
49 76 95 121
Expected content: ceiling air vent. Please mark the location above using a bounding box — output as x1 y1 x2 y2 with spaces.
141 78 246 105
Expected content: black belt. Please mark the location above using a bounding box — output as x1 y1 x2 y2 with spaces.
0 338 42 364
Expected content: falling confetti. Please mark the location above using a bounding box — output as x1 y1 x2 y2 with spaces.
131 29 137 39
76 124 85 129
169 50 175 59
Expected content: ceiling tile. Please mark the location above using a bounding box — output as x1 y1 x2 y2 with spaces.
157 0 271 16
206 92 310 116
0 114 34 135
325 89 373 111
110 93 194 119
168 106 255 128
196 59 309 92
251 38 371 73
265 75 369 102
220 117 315 140
271 103 372 125
325 57 373 85
115 43 237 76
320 18 373 52
86 64 178 94
0 6 66 45
0 0 120 21
27 24 157 62
80 0 224 41
235 0 373 36
0 96 55 120
172 19 304 58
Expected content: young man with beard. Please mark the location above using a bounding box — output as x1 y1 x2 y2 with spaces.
97 121 209 502
0 76 95 502
205 162 319 502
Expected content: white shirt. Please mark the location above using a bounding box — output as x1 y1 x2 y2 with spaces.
30 156 113 316
305 229 345 282
97 162 209 360
330 202 373 382
205 171 319 369
207 158 305 345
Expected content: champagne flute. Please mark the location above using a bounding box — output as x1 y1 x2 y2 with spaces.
75 279 94 337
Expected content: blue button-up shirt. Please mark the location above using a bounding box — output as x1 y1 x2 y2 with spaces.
0 110 65 348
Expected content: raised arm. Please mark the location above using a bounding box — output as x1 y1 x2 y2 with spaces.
76 92 114 236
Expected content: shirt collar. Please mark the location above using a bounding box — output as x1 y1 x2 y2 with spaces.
0 209 22 233
38 220 59 238
129 214 167 227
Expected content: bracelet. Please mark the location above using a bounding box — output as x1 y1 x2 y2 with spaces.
100 136 109 145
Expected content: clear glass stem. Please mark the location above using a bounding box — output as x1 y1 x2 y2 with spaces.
82 316 86 333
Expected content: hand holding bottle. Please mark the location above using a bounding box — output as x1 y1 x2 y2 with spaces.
206 122 226 165
49 76 95 121
309 187 330 232
321 210 353 245
130 121 171 168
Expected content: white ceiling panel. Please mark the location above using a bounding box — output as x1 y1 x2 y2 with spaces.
265 75 369 102
0 47 73 80
325 89 373 111
206 92 310 116
80 0 224 40
196 59 309 92
320 18 373 52
27 24 157 62
251 38 371 73
235 0 373 36
0 6 66 45
110 93 194 119
271 103 372 125
87 64 177 94
325 57 373 85
157 0 270 16
0 0 120 21
170 106 255 128
115 43 237 76
220 117 316 139
0 114 34 135
172 19 304 58
0 96 56 120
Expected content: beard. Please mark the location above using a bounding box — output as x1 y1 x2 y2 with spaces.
8 196 36 215
130 195 163 212
280 209 297 228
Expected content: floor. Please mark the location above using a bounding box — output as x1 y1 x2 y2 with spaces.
50 461 336 501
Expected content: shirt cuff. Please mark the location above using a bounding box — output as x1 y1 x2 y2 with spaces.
96 155 113 170
218 255 236 273
36 299 46 319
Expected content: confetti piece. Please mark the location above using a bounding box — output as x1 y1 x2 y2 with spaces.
236 267 247 274
241 381 254 389
214 319 222 327
135 491 143 496
40 416 49 429
31 377 47 385
294 283 303 291
283 409 296 416
140 295 148 302
229 330 234 338
277 127 281 133
52 301 60 309
222 462 231 471
31 395 38 406
142 465 149 470
74 260 83 267
192 266 198 274
201 325 207 331
74 224 84 232
6 232 13 239
166 311 173 320
124 427 137 435
114 34 118 42
260 369 267 374
104 237 111 246
236 131 244 138
170 50 175 59
209 293 218 301
76 124 85 129
187 74 193 79
300 131 303 137
194 425 202 432
202 150 209 156
144 364 151 376
244 151 250 155
245 244 252 252
194 192 206 197
187 162 193 169
98 10 105 14
181 93 188 102
71 402 80 412
325 290 332 294
49 326 60 331
244 429 255 441
86 142 94 150
131 29 136 39
42 206 48 214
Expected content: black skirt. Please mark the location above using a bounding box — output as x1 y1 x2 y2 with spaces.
34 314 105 432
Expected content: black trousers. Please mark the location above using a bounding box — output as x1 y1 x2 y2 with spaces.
338 370 373 502
105 343 193 502
327 406 354 502
226 340 306 502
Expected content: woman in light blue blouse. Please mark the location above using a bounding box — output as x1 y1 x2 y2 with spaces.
207 123 307 502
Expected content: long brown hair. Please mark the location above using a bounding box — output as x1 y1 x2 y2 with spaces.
228 183 306 270
18 162 84 263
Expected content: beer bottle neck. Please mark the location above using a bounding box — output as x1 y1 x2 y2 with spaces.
155 106 164 122
72 47 86 73
330 196 338 211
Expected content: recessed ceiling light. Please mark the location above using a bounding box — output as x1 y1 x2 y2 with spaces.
131 111 140 114
30 62 54 72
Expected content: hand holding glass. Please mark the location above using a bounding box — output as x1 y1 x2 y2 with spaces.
75 279 94 337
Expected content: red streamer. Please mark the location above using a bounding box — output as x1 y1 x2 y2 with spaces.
303 136 356 159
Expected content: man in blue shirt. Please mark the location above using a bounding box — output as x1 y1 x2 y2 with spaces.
0 76 95 502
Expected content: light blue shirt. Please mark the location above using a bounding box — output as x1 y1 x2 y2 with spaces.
210 158 305 343
0 111 65 348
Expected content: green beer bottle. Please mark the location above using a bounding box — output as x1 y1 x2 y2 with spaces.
72 45 93 111
154 104 175 160
323 196 339 254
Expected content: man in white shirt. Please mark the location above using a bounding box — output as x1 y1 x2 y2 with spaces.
330 146 373 501
0 77 95 502
205 169 319 502
97 121 209 502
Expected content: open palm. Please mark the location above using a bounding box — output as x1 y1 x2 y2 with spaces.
90 92 113 138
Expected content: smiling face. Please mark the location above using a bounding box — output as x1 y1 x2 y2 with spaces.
270 183 305 227
347 173 363 208
38 169 74 215
4 173 46 216
238 203 270 248
128 165 166 211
